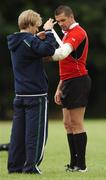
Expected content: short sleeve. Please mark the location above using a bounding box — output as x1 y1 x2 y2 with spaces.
63 28 86 50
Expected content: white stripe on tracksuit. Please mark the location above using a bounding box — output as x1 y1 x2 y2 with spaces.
36 96 48 166
16 93 48 168
16 93 47 97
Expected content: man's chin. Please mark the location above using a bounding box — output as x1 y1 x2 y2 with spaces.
62 27 68 31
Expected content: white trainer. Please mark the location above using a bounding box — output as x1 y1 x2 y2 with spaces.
78 168 88 172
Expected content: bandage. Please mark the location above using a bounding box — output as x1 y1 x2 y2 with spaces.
52 43 73 61
52 28 73 61
52 28 63 47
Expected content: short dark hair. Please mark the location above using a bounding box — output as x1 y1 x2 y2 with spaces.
55 5 74 17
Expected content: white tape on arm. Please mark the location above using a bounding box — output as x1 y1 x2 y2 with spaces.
52 43 73 61
52 28 63 47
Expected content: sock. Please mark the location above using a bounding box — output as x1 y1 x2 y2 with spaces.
73 132 87 170
67 133 77 168
0 143 9 151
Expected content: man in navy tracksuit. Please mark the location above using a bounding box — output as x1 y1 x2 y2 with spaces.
7 9 56 174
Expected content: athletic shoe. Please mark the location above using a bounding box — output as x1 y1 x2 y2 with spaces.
65 164 88 172
9 170 22 173
65 164 74 172
77 167 88 172
35 166 42 174
0 143 9 151
72 166 88 172
23 165 42 174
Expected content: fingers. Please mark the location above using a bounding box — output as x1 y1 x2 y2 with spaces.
43 18 57 31
48 18 54 22
55 96 62 105
48 18 57 25
54 91 62 105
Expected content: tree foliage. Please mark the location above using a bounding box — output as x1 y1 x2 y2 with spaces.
0 0 106 67
0 0 106 119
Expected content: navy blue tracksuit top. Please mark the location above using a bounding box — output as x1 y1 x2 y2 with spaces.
7 32 56 95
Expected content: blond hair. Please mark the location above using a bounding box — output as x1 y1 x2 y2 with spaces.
18 9 42 30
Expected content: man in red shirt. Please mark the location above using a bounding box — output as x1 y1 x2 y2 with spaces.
52 5 91 172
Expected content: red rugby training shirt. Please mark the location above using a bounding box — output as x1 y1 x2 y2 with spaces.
59 24 88 80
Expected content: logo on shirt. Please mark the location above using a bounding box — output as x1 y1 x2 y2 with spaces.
72 38 76 42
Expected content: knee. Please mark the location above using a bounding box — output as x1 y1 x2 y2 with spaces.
71 120 84 133
63 121 73 133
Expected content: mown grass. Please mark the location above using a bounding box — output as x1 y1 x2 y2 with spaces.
0 119 106 180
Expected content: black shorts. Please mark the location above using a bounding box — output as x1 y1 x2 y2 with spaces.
61 75 91 109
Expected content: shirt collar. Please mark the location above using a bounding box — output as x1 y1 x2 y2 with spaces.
62 22 79 34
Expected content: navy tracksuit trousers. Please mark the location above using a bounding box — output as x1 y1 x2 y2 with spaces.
8 95 48 173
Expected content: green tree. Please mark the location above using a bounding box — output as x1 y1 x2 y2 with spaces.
0 0 106 119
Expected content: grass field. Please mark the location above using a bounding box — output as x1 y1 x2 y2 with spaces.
0 119 106 180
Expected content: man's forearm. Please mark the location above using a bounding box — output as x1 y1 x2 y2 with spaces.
52 43 73 61
51 28 73 61
57 80 63 90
